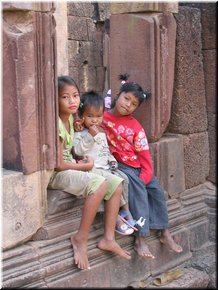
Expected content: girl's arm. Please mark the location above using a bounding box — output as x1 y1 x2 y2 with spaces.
55 138 94 172
133 123 153 184
138 151 153 185
74 131 95 156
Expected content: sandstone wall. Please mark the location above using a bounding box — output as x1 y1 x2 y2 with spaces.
2 0 216 260
2 2 57 249
1 2 216 288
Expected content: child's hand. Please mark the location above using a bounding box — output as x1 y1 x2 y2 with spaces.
88 125 102 137
77 155 94 170
74 119 84 132
109 161 118 171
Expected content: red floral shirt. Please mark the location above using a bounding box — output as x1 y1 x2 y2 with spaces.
103 111 153 184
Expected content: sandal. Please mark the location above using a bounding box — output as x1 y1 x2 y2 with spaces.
119 210 138 231
115 216 134 235
153 269 183 286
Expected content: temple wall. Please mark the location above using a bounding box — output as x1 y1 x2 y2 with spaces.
2 1 216 287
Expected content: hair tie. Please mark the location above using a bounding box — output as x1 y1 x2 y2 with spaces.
121 80 129 86
143 93 147 99
79 102 83 108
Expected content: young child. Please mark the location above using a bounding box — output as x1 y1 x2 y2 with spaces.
48 76 131 270
73 90 138 236
102 74 183 259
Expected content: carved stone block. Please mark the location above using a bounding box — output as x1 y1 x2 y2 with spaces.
3 10 57 174
150 134 185 199
110 12 177 142
111 3 178 14
169 7 207 134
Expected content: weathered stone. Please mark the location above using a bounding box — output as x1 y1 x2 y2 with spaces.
150 134 185 199
78 65 98 93
2 169 51 250
86 18 96 42
201 3 217 49
3 10 57 174
67 65 79 86
180 184 209 250
54 1 69 75
183 132 210 189
68 40 95 67
110 12 177 142
68 16 89 40
169 7 208 134
207 112 216 184
67 2 94 17
204 182 216 243
103 33 110 92
96 66 106 92
111 2 178 14
2 181 213 288
203 50 216 114
200 11 216 185
2 2 54 12
98 3 111 21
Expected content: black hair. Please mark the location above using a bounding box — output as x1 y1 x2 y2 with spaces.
78 90 105 117
58 75 80 94
111 74 151 108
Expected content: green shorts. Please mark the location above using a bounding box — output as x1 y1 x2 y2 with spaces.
48 170 105 197
91 168 124 200
48 168 122 201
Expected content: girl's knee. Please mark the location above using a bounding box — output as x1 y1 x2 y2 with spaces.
115 183 123 196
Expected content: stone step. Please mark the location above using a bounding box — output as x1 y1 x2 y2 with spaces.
2 226 191 288
2 184 214 288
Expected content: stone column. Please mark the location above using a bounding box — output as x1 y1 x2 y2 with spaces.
109 3 178 142
2 2 58 249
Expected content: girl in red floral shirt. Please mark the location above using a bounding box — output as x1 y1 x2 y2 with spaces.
102 74 183 259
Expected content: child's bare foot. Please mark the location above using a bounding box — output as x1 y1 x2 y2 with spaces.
160 230 183 253
70 235 90 270
134 237 155 259
97 238 131 260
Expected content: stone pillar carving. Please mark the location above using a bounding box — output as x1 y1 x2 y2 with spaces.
3 3 58 174
109 10 177 142
2 2 58 249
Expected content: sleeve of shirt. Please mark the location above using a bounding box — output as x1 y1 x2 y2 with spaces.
132 120 153 184
74 131 95 156
108 154 117 163
138 150 153 185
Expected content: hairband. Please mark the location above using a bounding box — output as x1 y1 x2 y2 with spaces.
121 80 129 85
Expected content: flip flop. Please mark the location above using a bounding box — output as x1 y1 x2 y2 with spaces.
118 214 138 232
127 278 150 288
115 216 134 235
153 269 183 286
119 210 138 231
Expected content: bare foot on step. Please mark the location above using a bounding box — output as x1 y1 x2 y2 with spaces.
134 239 155 259
97 238 131 260
160 230 183 253
70 235 90 270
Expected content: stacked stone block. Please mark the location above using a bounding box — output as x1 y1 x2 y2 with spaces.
2 2 216 288
2 2 57 250
67 2 110 94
